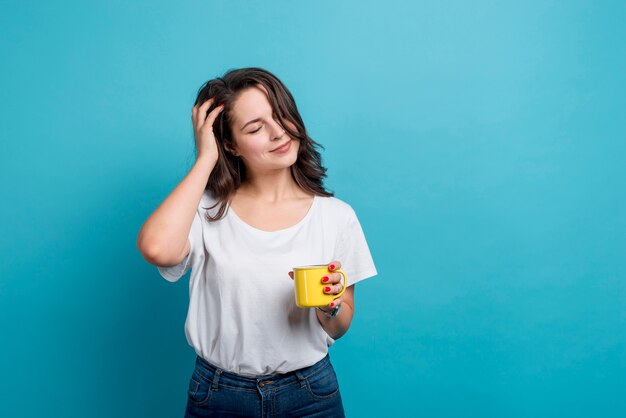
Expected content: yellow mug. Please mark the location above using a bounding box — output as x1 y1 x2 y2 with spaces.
293 265 348 308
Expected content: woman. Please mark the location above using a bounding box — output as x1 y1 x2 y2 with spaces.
137 67 378 417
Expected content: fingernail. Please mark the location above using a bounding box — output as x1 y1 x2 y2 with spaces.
330 302 335 307
322 276 329 282
324 287 331 292
329 264 336 270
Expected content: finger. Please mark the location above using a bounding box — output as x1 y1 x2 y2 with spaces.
196 97 217 129
288 271 294 280
328 261 342 271
203 102 224 128
193 103 206 130
323 282 343 295
322 272 342 285
329 297 342 308
333 282 344 294
197 99 213 128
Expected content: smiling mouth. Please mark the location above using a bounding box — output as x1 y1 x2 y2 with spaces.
271 140 292 152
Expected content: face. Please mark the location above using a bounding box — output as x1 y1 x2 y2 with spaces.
228 86 299 174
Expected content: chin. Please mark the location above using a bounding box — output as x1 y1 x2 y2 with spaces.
279 154 298 170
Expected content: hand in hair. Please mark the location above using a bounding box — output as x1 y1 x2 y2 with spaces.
192 96 224 165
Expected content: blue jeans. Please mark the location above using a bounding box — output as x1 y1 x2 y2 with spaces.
184 353 345 417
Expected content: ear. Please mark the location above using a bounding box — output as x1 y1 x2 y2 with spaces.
224 140 239 156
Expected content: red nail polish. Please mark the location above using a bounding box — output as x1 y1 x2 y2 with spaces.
322 277 329 282
324 287 331 292
330 302 335 307
329 264 336 270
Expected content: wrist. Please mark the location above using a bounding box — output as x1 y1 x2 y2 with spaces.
316 303 341 319
195 154 217 172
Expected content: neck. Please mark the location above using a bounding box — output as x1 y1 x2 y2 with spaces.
238 167 304 203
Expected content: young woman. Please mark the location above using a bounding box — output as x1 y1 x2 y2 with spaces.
137 67 377 417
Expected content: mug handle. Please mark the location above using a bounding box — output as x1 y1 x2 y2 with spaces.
334 269 348 297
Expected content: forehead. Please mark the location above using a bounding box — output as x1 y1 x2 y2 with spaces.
231 85 272 126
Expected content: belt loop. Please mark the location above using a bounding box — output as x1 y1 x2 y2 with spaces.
294 370 307 388
212 368 223 391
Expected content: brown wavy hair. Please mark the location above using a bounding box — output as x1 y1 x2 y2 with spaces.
192 67 334 221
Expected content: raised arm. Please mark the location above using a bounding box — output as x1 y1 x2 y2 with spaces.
136 97 224 266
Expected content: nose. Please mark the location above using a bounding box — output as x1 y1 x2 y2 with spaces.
269 119 286 140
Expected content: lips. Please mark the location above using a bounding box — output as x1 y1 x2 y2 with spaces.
271 140 292 152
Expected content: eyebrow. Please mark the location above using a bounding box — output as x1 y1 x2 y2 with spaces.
240 118 263 131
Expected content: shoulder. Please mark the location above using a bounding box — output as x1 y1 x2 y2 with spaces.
200 189 218 206
315 194 357 222
198 189 224 219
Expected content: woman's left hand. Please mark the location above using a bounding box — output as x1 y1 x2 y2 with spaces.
320 260 344 309
288 260 344 309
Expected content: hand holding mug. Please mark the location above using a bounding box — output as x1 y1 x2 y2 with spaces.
288 260 346 309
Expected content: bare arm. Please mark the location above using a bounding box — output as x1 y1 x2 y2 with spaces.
136 97 224 266
136 156 216 266
316 284 355 340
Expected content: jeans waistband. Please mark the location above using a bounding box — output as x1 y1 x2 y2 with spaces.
194 354 332 390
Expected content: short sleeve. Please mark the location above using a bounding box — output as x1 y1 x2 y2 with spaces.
333 207 378 287
157 208 203 282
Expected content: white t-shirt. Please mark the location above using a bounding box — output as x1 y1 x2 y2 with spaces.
157 190 378 377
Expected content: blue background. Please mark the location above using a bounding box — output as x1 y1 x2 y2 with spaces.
1 1 625 416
